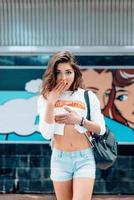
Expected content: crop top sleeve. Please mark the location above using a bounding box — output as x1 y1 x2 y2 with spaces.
37 95 54 140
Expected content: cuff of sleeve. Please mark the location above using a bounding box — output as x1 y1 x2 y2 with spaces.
98 124 106 135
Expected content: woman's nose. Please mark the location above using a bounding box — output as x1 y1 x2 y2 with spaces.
61 73 66 80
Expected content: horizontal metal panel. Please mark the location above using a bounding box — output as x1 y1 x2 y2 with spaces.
1 46 134 55
0 0 134 51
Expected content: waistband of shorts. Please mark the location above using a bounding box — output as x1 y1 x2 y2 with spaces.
52 147 92 158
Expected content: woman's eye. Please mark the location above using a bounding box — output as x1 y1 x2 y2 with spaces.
116 95 128 101
66 71 72 75
56 71 60 75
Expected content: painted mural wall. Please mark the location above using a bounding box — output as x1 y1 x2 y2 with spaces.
0 56 134 143
82 68 134 143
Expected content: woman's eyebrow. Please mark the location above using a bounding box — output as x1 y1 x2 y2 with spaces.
56 69 73 71
65 69 73 71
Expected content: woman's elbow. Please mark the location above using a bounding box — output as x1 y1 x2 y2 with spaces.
38 123 54 140
98 121 106 135
100 125 106 135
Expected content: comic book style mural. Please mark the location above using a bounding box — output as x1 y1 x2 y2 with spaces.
0 79 45 142
0 56 134 143
82 68 134 143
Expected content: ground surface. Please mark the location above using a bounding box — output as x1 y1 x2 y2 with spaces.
0 194 134 200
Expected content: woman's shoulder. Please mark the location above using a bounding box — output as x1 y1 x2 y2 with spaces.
37 95 46 114
85 90 100 104
76 88 97 99
87 90 96 97
37 94 46 105
38 94 44 100
76 87 85 93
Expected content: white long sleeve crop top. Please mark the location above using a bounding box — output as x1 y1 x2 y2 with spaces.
37 88 106 140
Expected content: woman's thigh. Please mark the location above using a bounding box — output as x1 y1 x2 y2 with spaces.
73 178 95 200
53 180 73 200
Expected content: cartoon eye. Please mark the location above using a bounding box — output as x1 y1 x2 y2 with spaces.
92 90 97 95
104 90 111 97
116 94 128 101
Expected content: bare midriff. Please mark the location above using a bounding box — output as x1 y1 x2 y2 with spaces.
53 125 91 151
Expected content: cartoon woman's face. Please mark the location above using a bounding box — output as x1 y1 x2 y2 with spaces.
82 69 112 110
114 83 134 128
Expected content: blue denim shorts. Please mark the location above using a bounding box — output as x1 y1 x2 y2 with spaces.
50 148 96 181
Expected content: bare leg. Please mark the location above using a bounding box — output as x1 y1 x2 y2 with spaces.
53 180 73 200
72 178 95 200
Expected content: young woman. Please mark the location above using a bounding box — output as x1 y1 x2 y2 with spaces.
37 51 106 200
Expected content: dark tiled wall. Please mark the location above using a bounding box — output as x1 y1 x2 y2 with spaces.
0 144 133 194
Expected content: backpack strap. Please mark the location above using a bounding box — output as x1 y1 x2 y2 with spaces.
84 90 90 120
84 90 94 144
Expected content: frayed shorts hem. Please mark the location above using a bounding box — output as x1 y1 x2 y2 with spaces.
51 175 95 182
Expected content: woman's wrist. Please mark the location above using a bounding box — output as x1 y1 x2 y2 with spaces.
79 117 85 126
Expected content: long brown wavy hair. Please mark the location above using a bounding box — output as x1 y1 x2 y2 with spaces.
41 50 83 98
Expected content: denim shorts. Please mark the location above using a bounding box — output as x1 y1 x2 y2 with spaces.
50 147 96 181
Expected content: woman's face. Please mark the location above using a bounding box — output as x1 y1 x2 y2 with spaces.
56 63 75 91
82 69 112 110
114 83 134 128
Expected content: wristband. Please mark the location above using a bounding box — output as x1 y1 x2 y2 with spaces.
79 117 85 126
